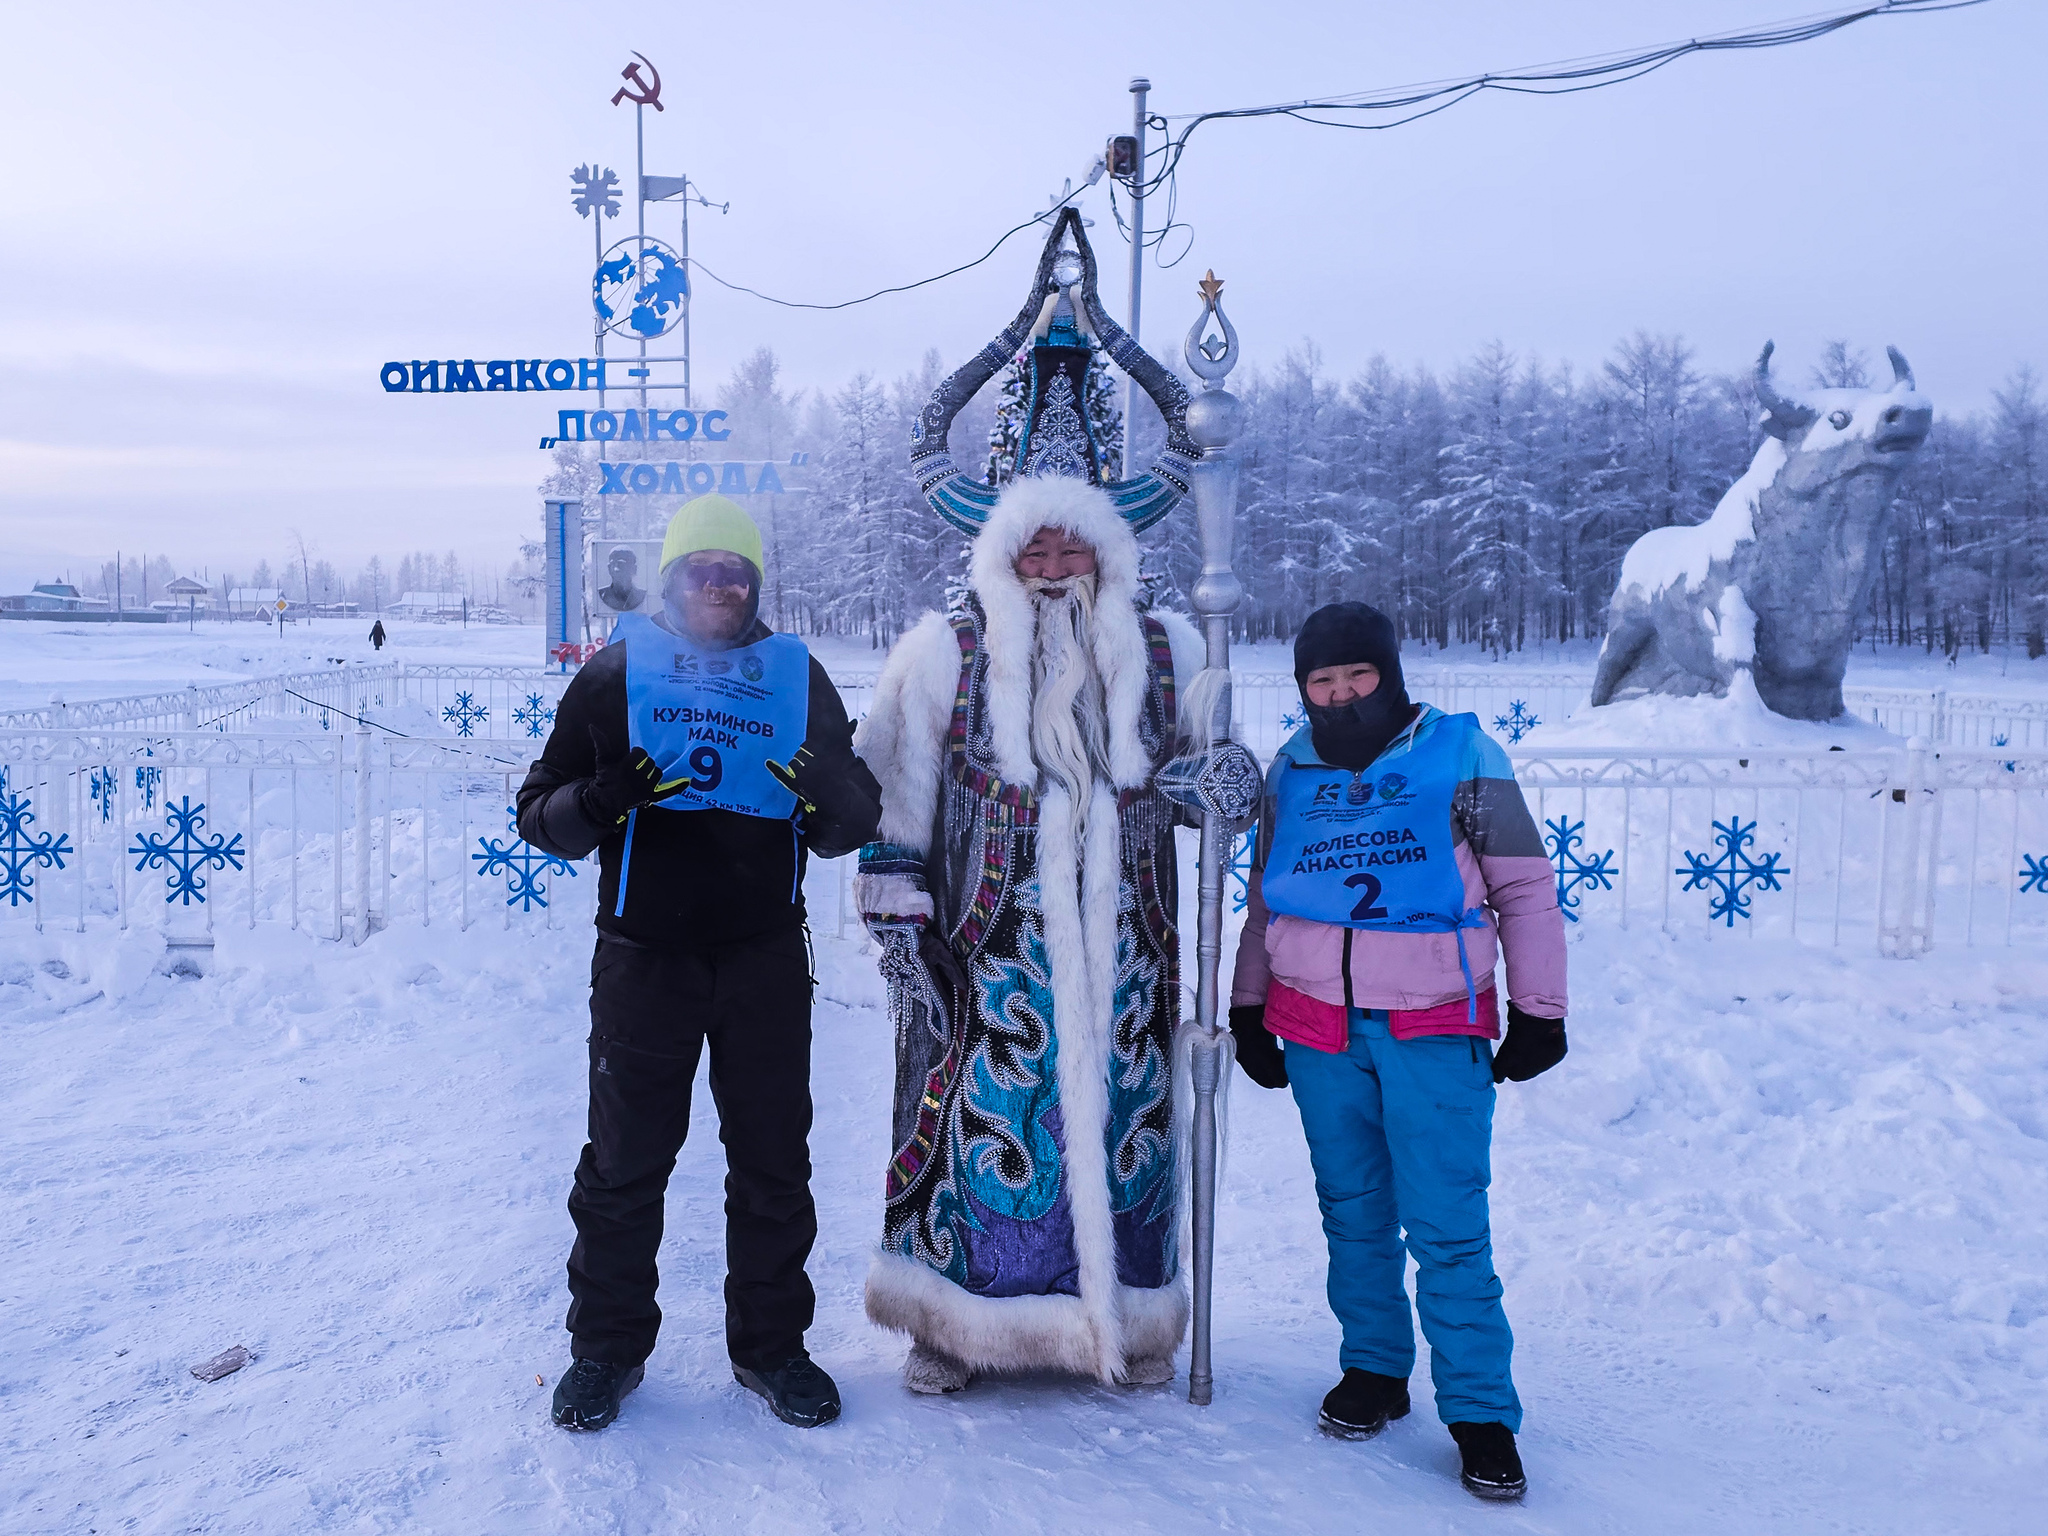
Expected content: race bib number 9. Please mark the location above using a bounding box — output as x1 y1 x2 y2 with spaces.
616 612 811 819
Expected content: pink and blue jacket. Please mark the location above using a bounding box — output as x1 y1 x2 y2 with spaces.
1229 705 1568 1052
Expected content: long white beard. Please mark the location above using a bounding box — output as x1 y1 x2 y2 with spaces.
1026 574 1110 821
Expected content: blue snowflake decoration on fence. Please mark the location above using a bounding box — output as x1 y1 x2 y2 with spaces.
0 790 72 906
512 692 557 738
1676 816 1788 927
442 692 489 737
130 797 245 906
473 805 576 911
1280 706 1306 736
1228 827 1256 913
2021 855 2048 894
90 767 116 824
1493 699 1542 744
1544 815 1616 923
134 762 162 811
1993 733 2017 774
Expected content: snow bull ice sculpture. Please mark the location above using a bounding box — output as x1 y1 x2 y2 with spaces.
1589 343 1932 722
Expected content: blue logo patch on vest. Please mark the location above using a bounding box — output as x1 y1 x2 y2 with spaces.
613 611 810 820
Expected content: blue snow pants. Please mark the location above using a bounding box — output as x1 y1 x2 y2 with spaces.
1284 1009 1522 1431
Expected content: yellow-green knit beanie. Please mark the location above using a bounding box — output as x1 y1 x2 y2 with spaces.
660 494 763 575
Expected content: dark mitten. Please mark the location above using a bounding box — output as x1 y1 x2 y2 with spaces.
1229 1004 1289 1089
917 925 971 1001
584 730 669 825
1493 1004 1567 1083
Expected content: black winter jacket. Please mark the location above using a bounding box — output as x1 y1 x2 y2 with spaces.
515 622 881 949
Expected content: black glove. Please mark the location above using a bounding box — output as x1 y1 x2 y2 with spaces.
765 744 820 816
917 925 971 1002
584 731 672 825
1229 1004 1289 1090
1493 1004 1567 1083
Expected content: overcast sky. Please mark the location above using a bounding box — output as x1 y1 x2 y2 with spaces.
1 0 2039 592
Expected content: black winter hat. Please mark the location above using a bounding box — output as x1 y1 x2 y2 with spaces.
1293 602 1415 770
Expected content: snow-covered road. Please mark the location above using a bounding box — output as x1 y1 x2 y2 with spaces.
4 899 2043 1534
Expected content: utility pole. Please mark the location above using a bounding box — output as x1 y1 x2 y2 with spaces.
1124 76 1149 478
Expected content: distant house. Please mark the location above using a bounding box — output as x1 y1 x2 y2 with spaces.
0 582 107 613
151 576 213 616
225 588 286 619
387 591 469 620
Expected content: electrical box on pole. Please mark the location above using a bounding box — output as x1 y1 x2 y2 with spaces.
1106 135 1139 182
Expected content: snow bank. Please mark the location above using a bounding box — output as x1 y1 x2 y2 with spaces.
3 872 2042 1532
1541 671 1902 749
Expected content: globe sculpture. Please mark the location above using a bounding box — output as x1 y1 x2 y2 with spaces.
593 235 688 340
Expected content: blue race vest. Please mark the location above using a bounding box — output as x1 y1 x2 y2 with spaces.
1261 715 1482 935
614 611 811 820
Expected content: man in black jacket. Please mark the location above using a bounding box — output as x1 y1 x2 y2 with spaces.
518 494 881 1433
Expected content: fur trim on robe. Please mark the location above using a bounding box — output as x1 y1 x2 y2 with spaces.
854 476 1203 1381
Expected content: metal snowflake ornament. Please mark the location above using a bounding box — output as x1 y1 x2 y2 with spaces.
2021 854 2048 895
570 165 621 221
442 692 489 737
90 767 116 824
473 805 576 912
1228 828 1256 914
1493 699 1542 744
0 789 71 907
1676 816 1788 927
130 797 244 906
513 692 557 738
1544 815 1616 923
134 762 162 811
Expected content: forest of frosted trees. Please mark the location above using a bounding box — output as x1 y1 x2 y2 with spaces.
542 334 2048 660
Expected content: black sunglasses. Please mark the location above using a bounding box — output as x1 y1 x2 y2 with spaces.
677 559 754 591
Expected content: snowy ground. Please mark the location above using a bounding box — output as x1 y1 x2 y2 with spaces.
6 882 2047 1533
4 629 2046 1534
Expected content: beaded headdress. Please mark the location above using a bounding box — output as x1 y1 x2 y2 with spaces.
909 208 1199 535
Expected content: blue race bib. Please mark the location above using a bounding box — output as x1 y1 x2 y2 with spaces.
614 611 811 820
1260 716 1479 933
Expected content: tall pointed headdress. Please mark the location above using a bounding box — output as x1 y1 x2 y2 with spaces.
910 207 1199 535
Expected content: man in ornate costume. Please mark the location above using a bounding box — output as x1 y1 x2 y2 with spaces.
853 213 1259 1394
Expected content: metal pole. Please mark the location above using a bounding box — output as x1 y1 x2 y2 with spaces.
681 178 692 412
1123 77 1149 479
1182 272 1243 1407
636 102 648 418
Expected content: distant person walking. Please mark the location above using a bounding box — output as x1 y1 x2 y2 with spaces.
369 619 386 651
518 495 881 1434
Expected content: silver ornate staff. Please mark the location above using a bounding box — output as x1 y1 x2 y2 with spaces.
1183 271 1242 1408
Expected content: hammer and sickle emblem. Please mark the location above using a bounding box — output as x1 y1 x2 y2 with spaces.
611 52 663 111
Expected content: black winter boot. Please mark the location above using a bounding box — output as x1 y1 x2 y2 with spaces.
733 1352 841 1428
1317 1368 1411 1439
1449 1421 1526 1499
551 1358 644 1431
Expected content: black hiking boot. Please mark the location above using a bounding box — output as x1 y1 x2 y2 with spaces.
1318 1368 1411 1440
733 1352 841 1428
551 1358 644 1431
1449 1421 1527 1500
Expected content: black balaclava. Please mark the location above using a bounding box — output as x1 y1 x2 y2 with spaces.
1293 602 1415 770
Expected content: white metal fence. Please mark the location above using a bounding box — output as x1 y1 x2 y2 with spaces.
2 668 2043 955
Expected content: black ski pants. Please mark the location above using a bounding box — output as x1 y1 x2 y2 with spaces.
565 928 816 1370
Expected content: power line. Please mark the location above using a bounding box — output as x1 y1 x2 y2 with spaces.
1139 0 1986 195
689 0 1986 313
689 210 1061 311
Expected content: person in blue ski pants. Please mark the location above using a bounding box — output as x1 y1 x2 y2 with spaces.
1284 1017 1514 1428
1229 602 1569 1500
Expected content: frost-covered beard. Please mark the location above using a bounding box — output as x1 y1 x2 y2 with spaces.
1025 573 1110 815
